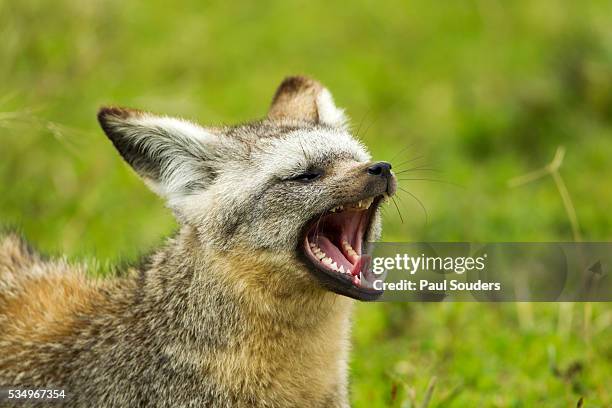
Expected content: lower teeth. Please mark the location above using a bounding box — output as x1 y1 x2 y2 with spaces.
309 240 361 282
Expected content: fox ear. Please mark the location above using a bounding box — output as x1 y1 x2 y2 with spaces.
97 107 217 199
268 76 348 128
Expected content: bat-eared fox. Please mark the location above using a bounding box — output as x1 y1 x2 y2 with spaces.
0 76 396 407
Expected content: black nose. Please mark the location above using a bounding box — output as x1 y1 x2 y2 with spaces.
367 161 392 177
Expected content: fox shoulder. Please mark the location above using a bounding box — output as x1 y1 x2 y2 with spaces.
0 232 107 353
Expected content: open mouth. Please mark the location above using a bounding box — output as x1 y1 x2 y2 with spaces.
301 195 384 301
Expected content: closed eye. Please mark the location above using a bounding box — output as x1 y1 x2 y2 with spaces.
286 169 324 182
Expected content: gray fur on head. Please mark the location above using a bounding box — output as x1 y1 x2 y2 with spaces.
98 76 375 253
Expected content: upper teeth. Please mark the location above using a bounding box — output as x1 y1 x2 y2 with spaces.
355 197 374 209
330 197 374 213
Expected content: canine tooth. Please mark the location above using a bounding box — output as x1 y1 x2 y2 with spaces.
322 257 333 265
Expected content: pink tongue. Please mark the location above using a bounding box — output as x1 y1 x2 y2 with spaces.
350 256 369 277
315 236 353 271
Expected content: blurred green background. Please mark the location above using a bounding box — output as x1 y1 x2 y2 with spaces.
1 0 610 406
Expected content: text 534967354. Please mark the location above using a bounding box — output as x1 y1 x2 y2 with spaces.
2 388 66 401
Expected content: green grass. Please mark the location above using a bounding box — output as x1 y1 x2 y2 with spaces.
1 0 611 406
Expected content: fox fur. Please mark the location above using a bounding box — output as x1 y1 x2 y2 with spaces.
0 76 392 407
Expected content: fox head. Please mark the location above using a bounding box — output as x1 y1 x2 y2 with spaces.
98 76 396 300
